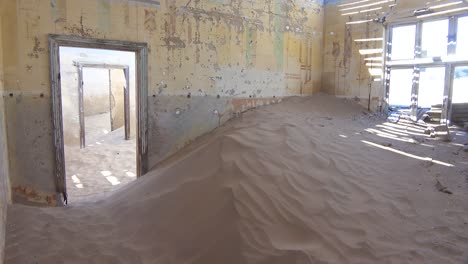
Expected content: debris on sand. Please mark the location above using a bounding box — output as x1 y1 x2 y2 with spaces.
436 179 453 195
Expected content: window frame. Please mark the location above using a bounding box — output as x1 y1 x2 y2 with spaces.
385 14 468 124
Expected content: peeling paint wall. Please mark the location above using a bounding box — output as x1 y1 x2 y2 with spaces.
323 1 385 111
1 0 324 204
0 6 11 262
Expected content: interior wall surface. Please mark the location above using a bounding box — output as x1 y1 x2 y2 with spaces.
82 68 112 117
1 0 324 205
0 8 11 264
109 68 127 132
322 0 454 111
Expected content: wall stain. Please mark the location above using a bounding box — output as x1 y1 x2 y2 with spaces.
124 3 130 25
64 16 100 37
163 36 186 49
332 41 340 57
343 24 352 74
27 36 45 59
13 185 58 206
144 9 157 31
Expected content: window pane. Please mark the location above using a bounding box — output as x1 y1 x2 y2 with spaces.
453 66 468 104
418 67 445 108
389 69 414 107
456 16 468 58
391 25 416 60
421 19 449 58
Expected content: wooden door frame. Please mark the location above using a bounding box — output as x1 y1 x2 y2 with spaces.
49 34 149 204
75 62 131 148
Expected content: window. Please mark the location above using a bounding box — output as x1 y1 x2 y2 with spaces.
456 16 468 58
421 19 449 58
387 15 468 124
388 69 414 107
391 25 416 60
453 66 468 104
418 67 445 108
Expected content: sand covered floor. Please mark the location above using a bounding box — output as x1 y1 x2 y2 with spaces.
65 113 137 203
5 95 468 264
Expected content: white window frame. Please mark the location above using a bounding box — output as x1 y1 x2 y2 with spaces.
384 14 468 124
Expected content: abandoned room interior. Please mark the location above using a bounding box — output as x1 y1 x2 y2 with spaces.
0 0 468 263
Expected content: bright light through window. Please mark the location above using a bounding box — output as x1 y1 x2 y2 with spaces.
391 25 416 60
421 19 449 58
388 69 414 107
453 66 468 103
456 16 468 58
418 67 445 108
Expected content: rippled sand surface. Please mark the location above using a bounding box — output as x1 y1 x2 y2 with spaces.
5 95 468 264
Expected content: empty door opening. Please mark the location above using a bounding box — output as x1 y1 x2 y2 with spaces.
77 63 132 148
60 47 137 203
50 35 148 205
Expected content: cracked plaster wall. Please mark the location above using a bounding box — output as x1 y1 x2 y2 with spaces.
0 0 324 205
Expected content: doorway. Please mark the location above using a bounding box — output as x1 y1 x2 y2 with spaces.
49 35 148 204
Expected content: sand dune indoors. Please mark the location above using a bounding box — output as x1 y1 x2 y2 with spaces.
5 95 468 264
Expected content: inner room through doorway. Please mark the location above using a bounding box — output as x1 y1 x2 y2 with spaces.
59 47 137 203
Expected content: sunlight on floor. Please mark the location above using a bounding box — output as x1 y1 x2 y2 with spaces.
101 171 112 177
362 140 454 167
106 176 121 186
71 174 84 189
126 171 136 177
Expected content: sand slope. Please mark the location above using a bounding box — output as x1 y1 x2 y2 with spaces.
5 95 468 264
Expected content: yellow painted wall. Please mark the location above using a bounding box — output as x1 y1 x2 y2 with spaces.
1 0 324 205
323 1 386 111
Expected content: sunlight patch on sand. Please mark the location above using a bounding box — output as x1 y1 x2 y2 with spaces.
71 175 84 189
106 176 121 185
362 140 454 167
126 172 136 178
101 171 112 177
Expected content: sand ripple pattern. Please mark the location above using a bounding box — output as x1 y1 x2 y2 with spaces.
5 96 468 264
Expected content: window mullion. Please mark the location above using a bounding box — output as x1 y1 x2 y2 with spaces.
448 16 457 56
411 22 423 119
